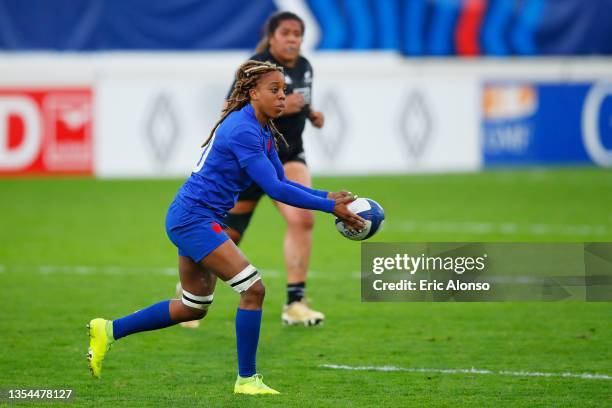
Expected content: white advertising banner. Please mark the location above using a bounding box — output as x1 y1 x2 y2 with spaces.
96 76 480 177
3 53 612 178
303 77 481 175
96 79 228 177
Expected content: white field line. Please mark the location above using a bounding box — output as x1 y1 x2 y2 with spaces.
0 264 281 278
390 221 610 236
0 264 358 282
0 265 568 285
0 264 355 281
320 364 612 381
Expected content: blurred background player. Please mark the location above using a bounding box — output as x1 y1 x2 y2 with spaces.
87 60 364 395
177 11 328 328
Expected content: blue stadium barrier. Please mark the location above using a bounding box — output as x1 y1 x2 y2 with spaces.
0 0 611 55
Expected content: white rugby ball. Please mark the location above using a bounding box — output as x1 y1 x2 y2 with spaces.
335 198 385 241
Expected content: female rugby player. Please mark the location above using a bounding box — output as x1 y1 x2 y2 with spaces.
87 60 364 395
179 12 329 328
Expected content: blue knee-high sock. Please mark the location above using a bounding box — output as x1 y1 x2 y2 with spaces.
112 300 175 340
235 308 262 377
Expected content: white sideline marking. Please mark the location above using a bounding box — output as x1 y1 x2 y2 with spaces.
0 264 281 278
0 265 576 285
391 221 610 237
321 364 612 381
36 264 177 276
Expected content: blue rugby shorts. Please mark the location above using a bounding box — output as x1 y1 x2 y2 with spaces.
165 200 230 262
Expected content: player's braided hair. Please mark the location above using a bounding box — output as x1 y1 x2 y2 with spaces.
203 60 288 149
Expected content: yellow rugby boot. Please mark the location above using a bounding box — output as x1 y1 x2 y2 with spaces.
234 374 280 395
87 318 114 378
282 300 325 326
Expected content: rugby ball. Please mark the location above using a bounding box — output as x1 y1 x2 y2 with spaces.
335 198 385 241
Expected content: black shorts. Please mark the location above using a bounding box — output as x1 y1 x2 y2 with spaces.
238 147 307 201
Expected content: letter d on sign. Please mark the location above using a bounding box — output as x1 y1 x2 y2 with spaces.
0 96 41 170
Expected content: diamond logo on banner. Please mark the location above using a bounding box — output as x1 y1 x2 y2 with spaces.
398 90 433 159
145 92 180 169
315 91 347 160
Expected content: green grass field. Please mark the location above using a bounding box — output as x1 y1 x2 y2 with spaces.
0 167 611 407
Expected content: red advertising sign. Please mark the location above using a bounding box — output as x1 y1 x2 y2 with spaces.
0 89 93 175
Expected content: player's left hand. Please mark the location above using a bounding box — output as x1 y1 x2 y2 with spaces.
328 190 357 201
309 110 325 128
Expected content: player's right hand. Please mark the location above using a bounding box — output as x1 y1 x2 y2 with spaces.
333 195 366 231
282 93 305 114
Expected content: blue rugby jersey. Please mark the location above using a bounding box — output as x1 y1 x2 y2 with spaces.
175 104 335 219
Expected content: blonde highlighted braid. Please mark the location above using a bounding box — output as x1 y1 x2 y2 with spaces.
202 60 288 149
